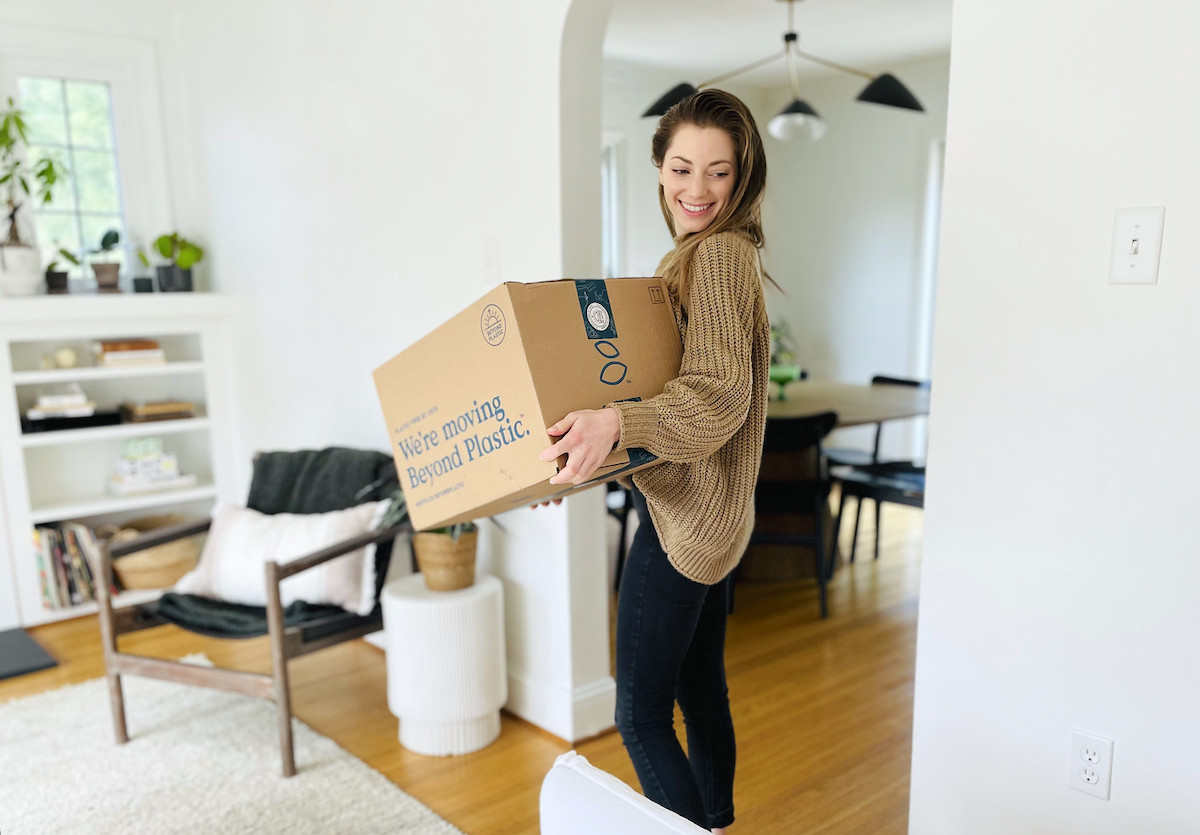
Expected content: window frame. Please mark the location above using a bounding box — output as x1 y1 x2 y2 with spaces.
0 27 172 269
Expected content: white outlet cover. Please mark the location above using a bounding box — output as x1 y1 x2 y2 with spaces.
1109 206 1165 285
1070 730 1114 800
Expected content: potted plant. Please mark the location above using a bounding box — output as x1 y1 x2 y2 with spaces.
43 245 79 294
90 228 121 292
131 247 154 292
152 232 203 292
412 521 478 591
0 97 67 296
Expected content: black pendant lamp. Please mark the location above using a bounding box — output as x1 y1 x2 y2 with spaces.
641 0 924 140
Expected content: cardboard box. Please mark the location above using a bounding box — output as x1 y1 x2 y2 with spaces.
373 278 683 531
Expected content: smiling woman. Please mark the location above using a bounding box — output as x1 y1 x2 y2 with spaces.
658 126 736 235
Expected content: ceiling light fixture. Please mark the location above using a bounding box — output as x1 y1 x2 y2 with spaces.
642 0 924 142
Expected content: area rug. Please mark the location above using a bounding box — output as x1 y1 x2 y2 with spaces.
0 655 463 834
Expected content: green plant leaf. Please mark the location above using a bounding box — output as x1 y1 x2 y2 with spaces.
153 234 173 260
100 228 120 250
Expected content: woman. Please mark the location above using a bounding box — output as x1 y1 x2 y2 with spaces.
539 89 772 832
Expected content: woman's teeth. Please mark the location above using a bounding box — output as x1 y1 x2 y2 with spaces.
681 201 711 213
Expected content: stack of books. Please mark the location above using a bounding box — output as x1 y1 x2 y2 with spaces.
92 338 166 367
120 400 197 423
21 383 121 433
108 436 198 497
33 522 110 609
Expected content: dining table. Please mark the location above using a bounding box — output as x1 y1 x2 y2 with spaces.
767 380 930 427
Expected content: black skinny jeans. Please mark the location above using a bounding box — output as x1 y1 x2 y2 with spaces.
615 487 736 830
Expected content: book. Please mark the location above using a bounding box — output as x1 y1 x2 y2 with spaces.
98 350 166 366
120 400 196 422
35 382 89 409
107 473 198 497
93 338 160 353
26 403 97 420
32 529 56 610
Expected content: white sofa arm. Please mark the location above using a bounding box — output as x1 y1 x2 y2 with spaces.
540 751 709 834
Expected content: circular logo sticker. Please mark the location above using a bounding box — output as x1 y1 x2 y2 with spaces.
586 301 611 332
481 304 506 346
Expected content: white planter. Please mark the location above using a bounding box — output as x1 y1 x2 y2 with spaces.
0 245 43 297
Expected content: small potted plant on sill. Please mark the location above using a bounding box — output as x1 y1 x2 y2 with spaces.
43 245 79 294
0 97 68 297
153 232 203 292
90 228 121 292
131 247 154 292
412 521 478 591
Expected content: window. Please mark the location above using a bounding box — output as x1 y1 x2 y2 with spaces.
19 76 125 278
601 134 623 280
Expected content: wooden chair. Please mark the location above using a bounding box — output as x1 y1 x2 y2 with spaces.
747 411 839 618
826 376 929 561
96 447 411 777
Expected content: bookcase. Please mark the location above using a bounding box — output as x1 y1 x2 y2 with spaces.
0 294 238 627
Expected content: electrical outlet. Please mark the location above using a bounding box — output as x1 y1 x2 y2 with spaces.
1069 731 1114 800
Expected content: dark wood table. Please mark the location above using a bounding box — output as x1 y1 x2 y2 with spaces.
767 381 930 427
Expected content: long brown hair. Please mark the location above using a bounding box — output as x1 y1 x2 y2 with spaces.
651 88 775 299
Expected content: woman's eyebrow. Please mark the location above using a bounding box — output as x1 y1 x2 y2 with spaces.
670 155 733 167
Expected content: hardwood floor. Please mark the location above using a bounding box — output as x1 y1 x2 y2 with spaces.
2 503 923 834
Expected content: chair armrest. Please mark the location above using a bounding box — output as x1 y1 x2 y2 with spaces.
106 517 214 560
273 522 412 581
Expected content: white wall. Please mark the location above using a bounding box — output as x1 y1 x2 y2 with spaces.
910 2 1200 833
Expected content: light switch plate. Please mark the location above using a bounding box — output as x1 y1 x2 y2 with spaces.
1109 206 1165 285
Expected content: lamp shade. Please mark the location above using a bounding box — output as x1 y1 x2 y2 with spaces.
642 83 699 118
856 73 924 112
767 99 826 142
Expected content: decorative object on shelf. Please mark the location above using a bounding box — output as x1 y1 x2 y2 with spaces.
120 399 196 423
152 232 203 292
641 0 924 142
89 228 122 292
107 436 198 497
27 381 95 420
44 245 79 294
96 514 203 590
412 521 478 591
92 337 165 367
0 97 68 297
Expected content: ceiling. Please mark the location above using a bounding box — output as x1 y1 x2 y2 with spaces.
604 0 952 88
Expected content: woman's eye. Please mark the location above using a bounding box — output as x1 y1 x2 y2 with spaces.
673 169 689 176
713 171 730 178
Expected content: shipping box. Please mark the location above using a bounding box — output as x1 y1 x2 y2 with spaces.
373 278 683 531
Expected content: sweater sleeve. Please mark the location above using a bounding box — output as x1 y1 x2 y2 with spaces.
609 232 759 464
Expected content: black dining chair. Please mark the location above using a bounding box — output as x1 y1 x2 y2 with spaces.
827 376 930 562
747 410 839 618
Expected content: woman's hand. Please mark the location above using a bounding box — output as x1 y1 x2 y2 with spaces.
540 408 621 485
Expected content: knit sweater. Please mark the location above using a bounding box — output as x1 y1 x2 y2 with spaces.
609 230 770 584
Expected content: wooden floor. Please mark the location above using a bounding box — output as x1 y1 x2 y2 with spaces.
2 503 923 834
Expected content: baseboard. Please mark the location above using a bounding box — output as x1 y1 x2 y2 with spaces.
505 666 616 743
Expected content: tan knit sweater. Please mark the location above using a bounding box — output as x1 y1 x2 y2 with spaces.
609 230 770 584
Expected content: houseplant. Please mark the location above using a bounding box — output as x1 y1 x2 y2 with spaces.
152 232 203 292
90 228 121 292
43 245 79 294
0 97 67 296
412 521 478 591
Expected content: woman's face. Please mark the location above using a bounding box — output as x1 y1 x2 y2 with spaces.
659 124 737 236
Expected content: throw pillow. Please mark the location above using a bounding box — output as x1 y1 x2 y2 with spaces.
174 500 389 615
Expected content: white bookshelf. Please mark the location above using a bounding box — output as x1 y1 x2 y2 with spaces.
0 294 238 627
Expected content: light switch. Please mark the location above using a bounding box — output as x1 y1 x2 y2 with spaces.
1109 206 1165 285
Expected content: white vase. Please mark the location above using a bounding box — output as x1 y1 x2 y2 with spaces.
0 245 43 296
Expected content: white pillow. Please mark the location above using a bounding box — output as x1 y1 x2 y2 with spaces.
174 500 389 616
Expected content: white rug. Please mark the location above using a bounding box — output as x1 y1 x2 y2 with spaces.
0 655 463 834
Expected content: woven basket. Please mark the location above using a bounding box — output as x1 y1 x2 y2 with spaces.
412 531 477 591
99 514 204 590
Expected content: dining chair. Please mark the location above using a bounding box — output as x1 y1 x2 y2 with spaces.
747 410 839 618
827 376 929 562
